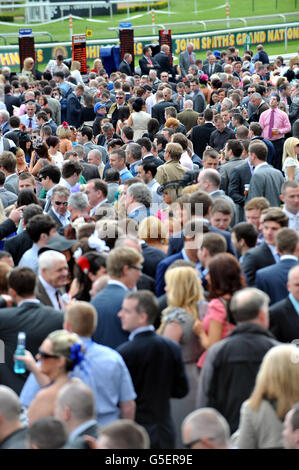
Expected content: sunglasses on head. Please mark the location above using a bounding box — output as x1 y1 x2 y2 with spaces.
37 349 59 359
54 201 68 206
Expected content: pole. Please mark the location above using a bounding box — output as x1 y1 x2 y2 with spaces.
225 2 230 29
285 27 287 51
194 0 197 14
151 9 155 35
69 15 73 41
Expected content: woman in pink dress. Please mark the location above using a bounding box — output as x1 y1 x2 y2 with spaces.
194 253 246 368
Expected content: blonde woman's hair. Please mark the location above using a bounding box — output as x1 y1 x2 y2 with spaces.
248 344 299 419
163 266 203 323
282 137 299 165
71 61 81 71
138 216 167 243
23 57 34 70
56 124 71 139
47 330 84 372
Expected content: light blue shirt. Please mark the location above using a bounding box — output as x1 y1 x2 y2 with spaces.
20 337 136 426
18 244 40 273
119 168 133 184
267 244 280 263
129 325 155 341
289 293 299 317
130 159 142 177
148 178 163 204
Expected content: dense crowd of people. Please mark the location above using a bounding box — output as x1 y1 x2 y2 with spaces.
0 42 298 450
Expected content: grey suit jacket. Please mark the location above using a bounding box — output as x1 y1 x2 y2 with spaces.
247 163 284 207
0 187 17 208
46 96 61 126
179 50 196 77
35 279 53 307
4 173 18 195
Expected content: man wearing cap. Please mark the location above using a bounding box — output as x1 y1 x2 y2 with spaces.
92 102 107 138
18 214 59 274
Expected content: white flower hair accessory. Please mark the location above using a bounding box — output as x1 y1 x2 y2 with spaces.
88 231 110 253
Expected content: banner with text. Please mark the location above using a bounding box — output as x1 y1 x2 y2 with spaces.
0 25 298 68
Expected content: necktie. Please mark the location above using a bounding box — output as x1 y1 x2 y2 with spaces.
148 57 152 65
28 117 32 128
55 290 62 310
190 54 194 65
268 109 275 139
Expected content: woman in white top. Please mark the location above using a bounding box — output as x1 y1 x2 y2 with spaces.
46 136 64 168
127 98 151 140
70 61 85 86
282 137 299 181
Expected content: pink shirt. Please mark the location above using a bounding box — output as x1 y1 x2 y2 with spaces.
197 298 235 368
259 107 291 140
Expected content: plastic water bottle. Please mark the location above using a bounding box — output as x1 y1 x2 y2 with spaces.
14 332 26 374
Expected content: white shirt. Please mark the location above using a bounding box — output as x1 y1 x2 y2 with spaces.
284 207 299 232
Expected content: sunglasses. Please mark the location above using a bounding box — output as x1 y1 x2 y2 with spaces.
116 96 124 99
128 265 143 272
37 349 59 359
54 201 68 206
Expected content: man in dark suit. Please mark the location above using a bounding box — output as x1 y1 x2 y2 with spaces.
249 122 275 165
151 87 179 126
255 228 299 305
91 246 143 349
202 53 222 77
0 386 27 449
153 45 172 78
167 191 235 257
269 264 299 343
4 203 43 266
139 46 155 75
0 267 63 394
56 382 99 449
66 84 83 128
4 85 20 116
190 109 215 159
242 208 289 286
119 53 133 76
117 291 188 449
228 158 252 223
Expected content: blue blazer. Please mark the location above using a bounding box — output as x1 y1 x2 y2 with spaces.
155 250 184 297
255 258 298 305
91 284 129 349
167 225 236 257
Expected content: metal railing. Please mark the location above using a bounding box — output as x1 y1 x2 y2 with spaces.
108 11 299 32
0 30 53 44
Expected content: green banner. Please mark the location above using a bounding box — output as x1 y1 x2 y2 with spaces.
0 24 298 68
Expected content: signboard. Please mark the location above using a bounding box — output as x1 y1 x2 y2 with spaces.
18 29 35 71
119 22 132 29
2 25 299 69
72 34 87 74
119 29 134 74
159 29 173 65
